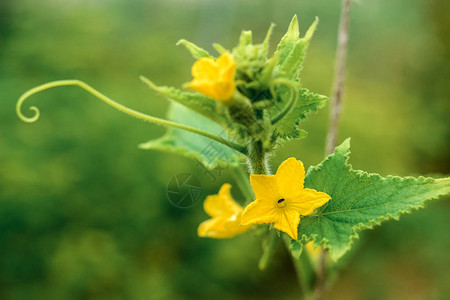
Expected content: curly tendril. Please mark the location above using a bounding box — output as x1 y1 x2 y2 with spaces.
16 80 247 154
269 78 299 125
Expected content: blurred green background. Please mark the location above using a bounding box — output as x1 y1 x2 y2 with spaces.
1 0 449 299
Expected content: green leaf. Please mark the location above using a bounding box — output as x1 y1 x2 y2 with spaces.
176 39 212 59
139 103 245 170
238 30 252 47
140 76 230 128
274 16 318 79
259 23 275 59
259 53 280 86
291 139 450 261
303 17 319 41
271 88 328 140
213 43 228 55
275 15 299 66
278 39 309 78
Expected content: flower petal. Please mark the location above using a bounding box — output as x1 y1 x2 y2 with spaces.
250 174 280 201
198 218 225 237
240 199 278 226
198 213 248 239
204 184 242 217
305 241 322 260
187 80 219 100
287 188 331 216
273 209 300 240
276 158 305 198
188 53 236 102
218 53 236 78
203 195 225 218
218 183 243 214
215 81 235 100
191 57 218 80
216 52 233 69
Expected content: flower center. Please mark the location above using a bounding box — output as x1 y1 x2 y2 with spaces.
277 198 286 208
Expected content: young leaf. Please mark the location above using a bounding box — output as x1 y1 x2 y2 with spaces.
176 39 212 59
303 17 319 41
278 39 309 78
140 76 230 128
238 30 253 47
139 103 245 170
259 23 275 59
275 15 300 66
290 139 450 261
274 16 318 79
271 88 328 140
213 43 228 55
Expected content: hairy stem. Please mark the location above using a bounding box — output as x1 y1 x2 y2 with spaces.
247 141 269 174
247 144 315 298
16 80 247 154
317 0 352 299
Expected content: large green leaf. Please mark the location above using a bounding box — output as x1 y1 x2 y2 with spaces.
290 139 450 261
271 88 328 140
139 103 245 170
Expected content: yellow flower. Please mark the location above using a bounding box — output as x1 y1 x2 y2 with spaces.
187 53 236 102
306 241 322 261
198 184 249 238
241 158 331 240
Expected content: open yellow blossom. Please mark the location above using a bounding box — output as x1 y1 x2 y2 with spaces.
187 53 236 102
198 184 249 238
241 158 331 240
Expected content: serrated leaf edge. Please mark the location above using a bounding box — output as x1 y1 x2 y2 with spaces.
299 138 450 261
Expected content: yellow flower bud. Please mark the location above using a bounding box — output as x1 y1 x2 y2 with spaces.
187 53 236 103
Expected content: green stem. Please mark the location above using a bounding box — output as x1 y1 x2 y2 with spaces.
294 254 315 300
270 78 298 125
230 166 254 205
258 229 279 270
247 141 268 174
16 80 247 155
246 142 314 299
246 145 282 273
232 161 281 272
284 238 315 300
246 137 320 300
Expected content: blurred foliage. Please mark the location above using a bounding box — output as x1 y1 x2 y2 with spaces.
0 0 448 299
